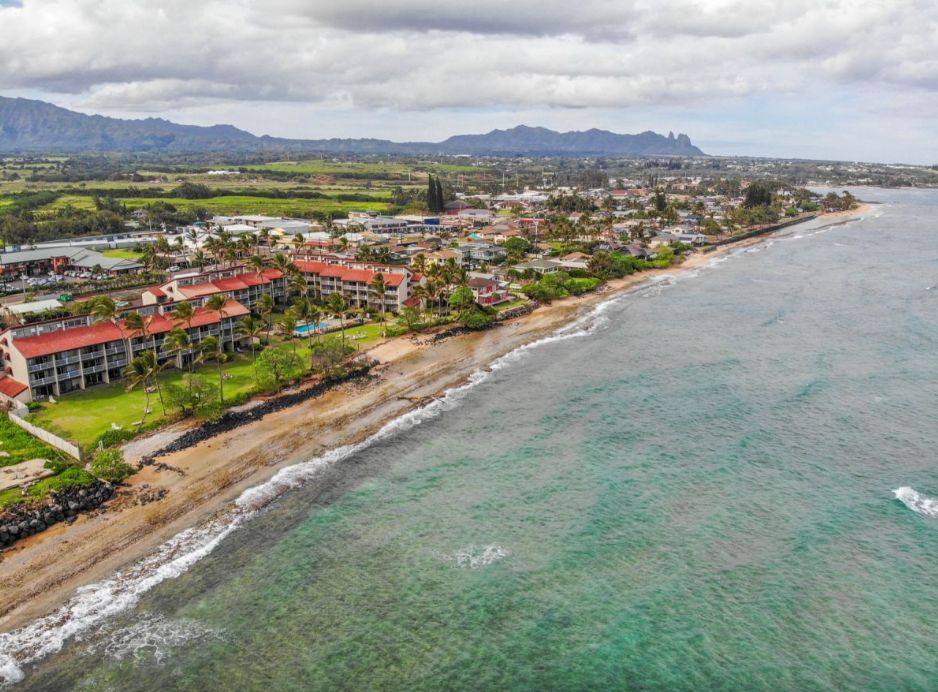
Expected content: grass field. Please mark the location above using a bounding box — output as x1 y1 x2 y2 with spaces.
102 249 144 260
42 194 392 217
0 417 62 467
27 332 386 450
245 161 414 176
29 352 263 449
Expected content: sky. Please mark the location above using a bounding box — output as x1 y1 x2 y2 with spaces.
1 0 937 164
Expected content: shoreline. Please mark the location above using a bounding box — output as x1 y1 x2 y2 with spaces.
0 205 872 641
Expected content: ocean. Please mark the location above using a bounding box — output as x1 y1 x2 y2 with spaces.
3 187 938 690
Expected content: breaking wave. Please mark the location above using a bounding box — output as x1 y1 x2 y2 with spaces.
440 544 510 569
894 487 938 519
84 615 220 664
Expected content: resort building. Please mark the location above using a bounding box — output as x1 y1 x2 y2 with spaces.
0 300 249 402
143 267 287 309
292 259 415 313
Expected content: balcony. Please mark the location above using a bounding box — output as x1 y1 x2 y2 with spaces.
28 361 53 373
29 375 56 386
55 354 81 366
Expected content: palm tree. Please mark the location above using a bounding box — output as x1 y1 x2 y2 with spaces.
193 249 208 272
197 336 228 405
412 253 427 274
288 273 308 302
164 327 194 399
123 351 159 428
277 312 299 355
271 253 294 276
412 283 433 321
291 297 320 369
124 312 166 414
91 296 131 364
247 254 267 280
327 292 348 349
371 272 386 336
165 326 192 371
238 315 264 380
257 292 274 344
205 294 230 349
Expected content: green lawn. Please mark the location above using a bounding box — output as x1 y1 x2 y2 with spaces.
29 352 264 450
493 297 531 313
102 248 144 260
0 416 62 467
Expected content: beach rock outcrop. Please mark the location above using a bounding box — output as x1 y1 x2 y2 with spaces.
0 481 114 549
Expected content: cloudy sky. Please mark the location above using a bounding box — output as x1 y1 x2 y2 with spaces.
1 0 937 163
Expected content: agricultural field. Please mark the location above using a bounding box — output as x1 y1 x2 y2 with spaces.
39 193 392 217
244 160 415 176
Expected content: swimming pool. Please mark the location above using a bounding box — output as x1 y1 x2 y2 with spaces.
294 322 330 335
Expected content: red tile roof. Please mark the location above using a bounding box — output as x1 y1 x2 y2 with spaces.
14 321 125 359
294 260 405 287
177 282 222 299
212 277 250 291
12 300 249 359
0 376 28 398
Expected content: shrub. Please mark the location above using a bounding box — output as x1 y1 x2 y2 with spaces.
94 427 137 449
462 309 494 330
90 448 134 484
29 466 96 497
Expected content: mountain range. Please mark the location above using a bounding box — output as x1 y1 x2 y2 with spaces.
0 96 705 156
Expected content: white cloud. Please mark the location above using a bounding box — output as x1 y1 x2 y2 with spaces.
0 0 937 160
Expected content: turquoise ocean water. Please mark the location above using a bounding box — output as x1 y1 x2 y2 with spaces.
3 188 938 690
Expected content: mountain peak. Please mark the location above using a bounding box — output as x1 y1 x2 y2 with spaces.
0 96 706 156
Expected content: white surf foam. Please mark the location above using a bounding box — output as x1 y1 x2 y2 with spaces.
441 544 510 569
0 284 627 687
85 615 220 664
894 487 938 519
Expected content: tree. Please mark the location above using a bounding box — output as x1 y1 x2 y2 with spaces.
193 249 208 272
310 335 346 375
653 189 668 213
257 292 274 344
327 293 348 348
90 448 134 484
448 285 475 313
237 315 265 380
744 181 773 208
277 312 299 355
371 272 386 336
123 351 159 429
257 347 301 392
91 296 130 365
198 336 228 405
124 311 167 413
166 374 219 419
291 298 320 369
401 306 422 332
164 327 193 398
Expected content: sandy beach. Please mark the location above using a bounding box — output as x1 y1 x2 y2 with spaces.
0 206 872 633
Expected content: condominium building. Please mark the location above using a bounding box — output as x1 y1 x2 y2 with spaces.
0 300 248 402
143 267 286 309
293 259 416 313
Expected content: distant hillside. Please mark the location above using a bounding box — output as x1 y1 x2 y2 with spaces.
436 125 704 156
0 96 705 156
